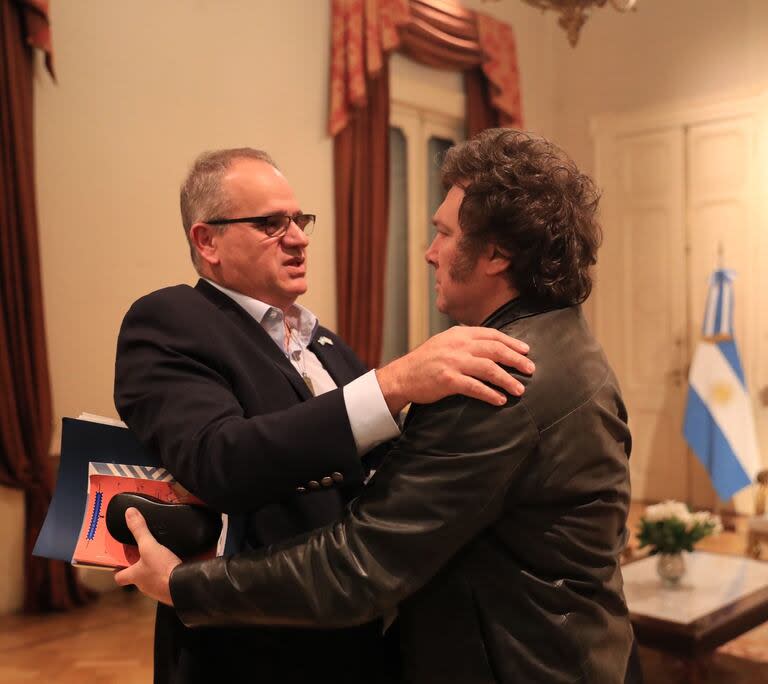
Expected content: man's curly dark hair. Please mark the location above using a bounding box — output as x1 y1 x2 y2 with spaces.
441 128 602 306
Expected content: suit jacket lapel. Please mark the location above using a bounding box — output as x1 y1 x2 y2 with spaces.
195 280 313 400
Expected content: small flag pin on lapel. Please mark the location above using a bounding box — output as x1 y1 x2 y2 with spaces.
318 336 334 346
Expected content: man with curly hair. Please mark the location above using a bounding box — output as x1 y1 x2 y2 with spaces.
118 129 641 684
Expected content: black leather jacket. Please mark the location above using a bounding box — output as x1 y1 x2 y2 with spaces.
171 298 636 683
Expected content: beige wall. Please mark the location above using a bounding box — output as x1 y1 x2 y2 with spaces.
552 0 768 171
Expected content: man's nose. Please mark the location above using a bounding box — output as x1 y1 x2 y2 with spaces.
283 220 310 246
424 238 437 266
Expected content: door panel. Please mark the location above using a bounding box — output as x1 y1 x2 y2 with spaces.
595 105 766 510
595 128 689 502
686 118 759 510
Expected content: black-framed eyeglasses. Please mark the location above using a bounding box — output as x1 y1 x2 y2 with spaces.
205 213 316 238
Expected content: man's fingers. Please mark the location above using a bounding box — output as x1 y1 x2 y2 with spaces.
504 335 530 355
478 329 530 355
450 327 530 355
114 564 136 587
113 510 148 588
501 350 535 376
469 341 535 375
452 376 508 406
478 359 526 397
124 507 156 549
460 358 525 398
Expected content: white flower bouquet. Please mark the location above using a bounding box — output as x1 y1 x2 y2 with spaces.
637 500 723 555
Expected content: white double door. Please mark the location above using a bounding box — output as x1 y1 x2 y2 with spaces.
593 98 768 509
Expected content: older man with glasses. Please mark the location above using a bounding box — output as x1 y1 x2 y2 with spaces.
113 147 534 684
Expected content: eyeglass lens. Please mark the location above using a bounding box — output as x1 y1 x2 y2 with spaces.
265 214 315 236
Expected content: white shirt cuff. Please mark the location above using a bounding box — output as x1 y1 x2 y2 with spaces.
343 370 400 456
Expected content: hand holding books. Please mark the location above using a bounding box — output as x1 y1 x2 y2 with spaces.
33 416 227 571
106 492 221 557
114 507 181 606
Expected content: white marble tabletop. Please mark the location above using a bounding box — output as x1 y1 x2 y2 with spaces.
622 551 768 625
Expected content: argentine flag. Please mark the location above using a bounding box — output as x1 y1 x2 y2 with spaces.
683 269 761 500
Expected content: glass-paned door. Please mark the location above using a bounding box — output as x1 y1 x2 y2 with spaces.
381 106 463 365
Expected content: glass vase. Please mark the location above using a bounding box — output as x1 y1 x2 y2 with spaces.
656 551 686 586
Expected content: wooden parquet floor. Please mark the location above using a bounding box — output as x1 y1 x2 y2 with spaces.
0 589 155 683
2 503 768 683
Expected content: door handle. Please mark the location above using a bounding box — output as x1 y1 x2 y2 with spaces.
666 367 688 386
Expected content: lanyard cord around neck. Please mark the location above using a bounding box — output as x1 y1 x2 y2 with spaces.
285 319 315 396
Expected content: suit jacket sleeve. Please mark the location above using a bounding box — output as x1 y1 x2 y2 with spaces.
114 291 365 514
170 391 539 628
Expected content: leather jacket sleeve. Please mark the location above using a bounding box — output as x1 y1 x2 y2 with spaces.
170 391 539 628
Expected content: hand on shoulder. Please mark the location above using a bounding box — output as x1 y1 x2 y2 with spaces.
376 326 534 415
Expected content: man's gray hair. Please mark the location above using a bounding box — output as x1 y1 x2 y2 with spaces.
179 148 277 269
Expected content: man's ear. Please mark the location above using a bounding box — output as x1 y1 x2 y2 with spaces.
188 223 221 266
484 244 511 276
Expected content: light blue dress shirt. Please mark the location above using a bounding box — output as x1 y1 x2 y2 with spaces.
203 279 399 455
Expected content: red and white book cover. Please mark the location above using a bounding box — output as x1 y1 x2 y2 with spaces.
73 463 223 569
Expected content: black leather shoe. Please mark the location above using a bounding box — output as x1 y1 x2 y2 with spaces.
106 492 222 557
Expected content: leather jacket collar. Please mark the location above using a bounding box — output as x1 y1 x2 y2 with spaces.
481 296 567 331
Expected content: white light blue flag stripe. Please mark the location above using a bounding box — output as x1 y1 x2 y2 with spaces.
683 269 761 500
702 269 735 338
684 342 760 495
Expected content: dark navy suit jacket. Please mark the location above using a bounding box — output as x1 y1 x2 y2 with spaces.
114 279 400 683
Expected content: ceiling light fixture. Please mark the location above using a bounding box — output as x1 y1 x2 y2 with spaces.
485 1 638 47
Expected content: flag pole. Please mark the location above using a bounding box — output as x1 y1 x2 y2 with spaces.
713 249 732 527
712 254 725 523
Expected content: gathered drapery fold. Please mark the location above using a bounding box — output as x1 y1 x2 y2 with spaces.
329 0 523 367
0 0 92 612
333 68 391 368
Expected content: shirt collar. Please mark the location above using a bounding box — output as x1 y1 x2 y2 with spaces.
202 278 318 353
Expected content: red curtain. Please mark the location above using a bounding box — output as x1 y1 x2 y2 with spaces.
330 0 523 368
0 0 92 612
334 69 391 366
